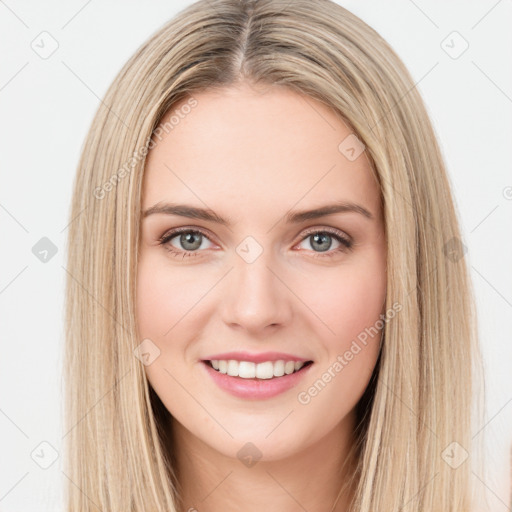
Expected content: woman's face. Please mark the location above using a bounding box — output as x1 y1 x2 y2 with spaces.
137 82 386 462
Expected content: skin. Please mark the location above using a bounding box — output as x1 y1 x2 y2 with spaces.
136 81 387 512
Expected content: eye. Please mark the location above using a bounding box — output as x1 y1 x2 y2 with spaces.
158 228 215 258
295 228 353 258
158 227 353 259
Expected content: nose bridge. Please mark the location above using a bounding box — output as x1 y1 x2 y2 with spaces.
221 235 291 330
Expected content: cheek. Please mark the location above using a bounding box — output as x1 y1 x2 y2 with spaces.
301 256 386 357
294 262 385 416
135 258 197 401
135 255 204 338
135 256 219 389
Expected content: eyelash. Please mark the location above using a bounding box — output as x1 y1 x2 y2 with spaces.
157 227 353 260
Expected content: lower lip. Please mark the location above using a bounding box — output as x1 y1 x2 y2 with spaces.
201 361 314 400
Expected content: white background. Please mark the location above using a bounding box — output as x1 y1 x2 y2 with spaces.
0 0 511 510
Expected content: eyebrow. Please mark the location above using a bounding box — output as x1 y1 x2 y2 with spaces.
142 201 374 225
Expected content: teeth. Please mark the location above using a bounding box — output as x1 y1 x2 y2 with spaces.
239 361 256 378
209 359 307 379
285 361 295 374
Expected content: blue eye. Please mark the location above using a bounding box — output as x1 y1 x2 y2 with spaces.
158 227 353 259
297 228 353 255
158 229 213 258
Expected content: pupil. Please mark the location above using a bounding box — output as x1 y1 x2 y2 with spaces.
181 232 202 250
311 233 331 252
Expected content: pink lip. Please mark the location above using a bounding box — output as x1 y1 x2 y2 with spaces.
200 360 314 400
201 351 311 363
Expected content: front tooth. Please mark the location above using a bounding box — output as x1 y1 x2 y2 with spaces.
212 360 307 378
284 361 295 374
238 361 256 378
255 361 274 379
227 359 239 377
273 360 285 377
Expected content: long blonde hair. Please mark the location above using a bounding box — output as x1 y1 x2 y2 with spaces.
63 0 485 509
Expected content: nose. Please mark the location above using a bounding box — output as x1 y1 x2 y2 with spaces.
219 248 293 335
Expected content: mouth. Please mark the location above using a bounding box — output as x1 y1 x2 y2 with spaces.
202 359 314 380
201 358 314 399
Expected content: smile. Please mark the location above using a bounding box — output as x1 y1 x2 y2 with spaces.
207 359 312 379
201 359 314 400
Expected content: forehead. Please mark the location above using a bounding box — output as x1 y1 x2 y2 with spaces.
142 83 380 217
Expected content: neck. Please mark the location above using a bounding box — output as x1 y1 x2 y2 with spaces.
168 413 359 512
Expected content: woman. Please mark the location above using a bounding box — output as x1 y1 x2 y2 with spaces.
64 0 485 510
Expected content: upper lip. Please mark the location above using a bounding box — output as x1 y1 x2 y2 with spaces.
201 351 312 364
